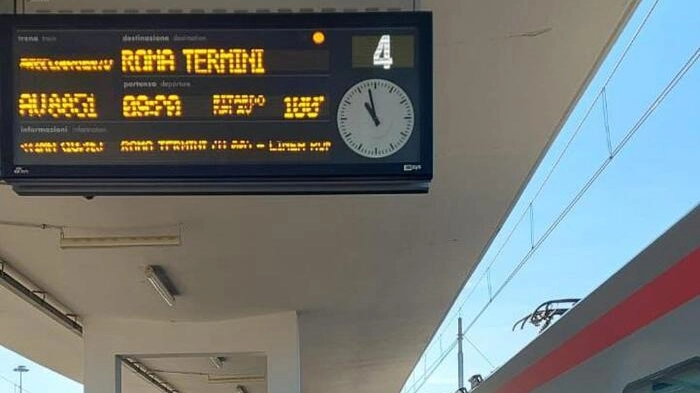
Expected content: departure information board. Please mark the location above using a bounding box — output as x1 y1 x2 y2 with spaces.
0 13 432 195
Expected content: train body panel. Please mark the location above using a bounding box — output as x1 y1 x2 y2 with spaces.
474 206 700 393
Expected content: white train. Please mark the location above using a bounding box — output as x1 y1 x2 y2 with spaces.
470 206 700 393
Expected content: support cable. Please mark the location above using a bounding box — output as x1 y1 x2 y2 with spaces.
403 2 693 390
404 340 458 393
464 337 496 369
0 374 35 393
483 46 699 332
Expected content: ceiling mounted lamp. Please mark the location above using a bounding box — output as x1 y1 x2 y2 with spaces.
59 225 181 249
59 233 181 249
145 266 176 307
209 356 225 369
207 375 265 384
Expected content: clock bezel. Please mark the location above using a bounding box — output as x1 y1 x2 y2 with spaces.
337 78 415 159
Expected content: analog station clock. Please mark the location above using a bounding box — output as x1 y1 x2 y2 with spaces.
337 79 415 158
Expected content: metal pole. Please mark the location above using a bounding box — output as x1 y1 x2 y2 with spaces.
457 317 464 389
13 365 28 393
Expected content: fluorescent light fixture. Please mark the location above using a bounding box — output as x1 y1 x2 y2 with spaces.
0 261 83 336
209 356 224 369
145 266 175 307
122 357 179 393
60 234 181 249
207 375 265 384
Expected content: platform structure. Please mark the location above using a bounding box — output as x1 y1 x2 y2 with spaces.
0 1 642 393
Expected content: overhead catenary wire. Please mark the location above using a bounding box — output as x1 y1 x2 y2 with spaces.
436 0 664 340
407 339 459 392
411 0 665 366
0 373 35 393
419 46 699 393
464 336 496 369
406 41 699 393
403 2 692 392
481 44 699 333
528 0 662 205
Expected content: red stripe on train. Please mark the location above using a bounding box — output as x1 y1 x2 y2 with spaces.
493 247 700 393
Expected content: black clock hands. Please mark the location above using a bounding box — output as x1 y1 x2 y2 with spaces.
364 89 381 126
364 102 380 126
368 88 377 112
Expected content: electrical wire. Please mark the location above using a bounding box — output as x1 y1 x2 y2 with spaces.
465 336 496 369
467 0 663 306
410 40 699 393
0 220 182 238
465 42 700 349
0 373 35 393
0 220 63 231
404 1 693 390
601 0 661 89
528 0 662 206
496 45 699 303
416 0 665 362
403 339 458 393
404 334 496 392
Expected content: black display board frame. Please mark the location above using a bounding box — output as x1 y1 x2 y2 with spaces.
0 12 432 195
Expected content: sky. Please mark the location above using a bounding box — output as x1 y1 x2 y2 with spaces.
407 0 699 392
1 1 699 393
0 346 81 393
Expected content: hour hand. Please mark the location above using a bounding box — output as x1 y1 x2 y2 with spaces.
364 102 381 126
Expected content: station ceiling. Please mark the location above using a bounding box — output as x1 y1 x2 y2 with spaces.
0 1 638 392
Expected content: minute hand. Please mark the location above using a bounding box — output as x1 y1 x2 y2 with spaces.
364 90 381 126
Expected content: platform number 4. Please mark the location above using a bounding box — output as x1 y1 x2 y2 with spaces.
373 35 393 70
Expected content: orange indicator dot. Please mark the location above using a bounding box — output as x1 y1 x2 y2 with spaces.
312 31 325 45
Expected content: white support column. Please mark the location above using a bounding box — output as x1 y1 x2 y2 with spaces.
83 311 300 393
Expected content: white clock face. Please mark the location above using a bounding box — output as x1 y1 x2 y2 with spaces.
337 79 415 158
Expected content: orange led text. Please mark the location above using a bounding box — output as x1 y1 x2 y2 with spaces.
20 58 114 72
122 95 182 118
283 96 325 119
121 49 176 73
182 48 265 75
212 94 266 116
18 93 98 119
20 141 104 154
